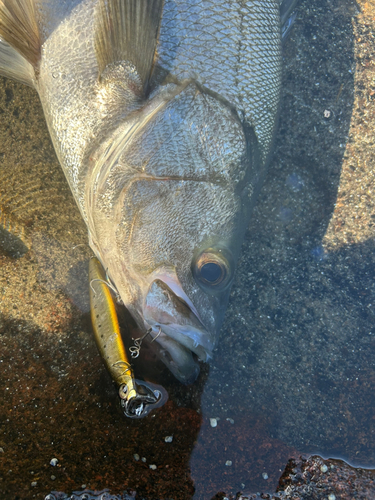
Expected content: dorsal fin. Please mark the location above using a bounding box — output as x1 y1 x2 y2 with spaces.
95 0 164 92
0 0 41 69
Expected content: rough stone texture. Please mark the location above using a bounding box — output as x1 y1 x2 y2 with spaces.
276 455 375 500
216 455 375 500
42 455 375 499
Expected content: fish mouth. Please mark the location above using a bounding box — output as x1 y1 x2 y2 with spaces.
143 278 214 383
147 330 208 384
152 323 213 361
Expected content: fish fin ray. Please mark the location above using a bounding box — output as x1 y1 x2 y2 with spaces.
0 0 41 70
280 0 300 41
0 38 34 85
280 0 300 25
94 0 164 91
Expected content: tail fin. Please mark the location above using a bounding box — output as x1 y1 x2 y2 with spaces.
0 38 34 85
0 0 41 84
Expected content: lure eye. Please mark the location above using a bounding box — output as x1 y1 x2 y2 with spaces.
192 248 234 292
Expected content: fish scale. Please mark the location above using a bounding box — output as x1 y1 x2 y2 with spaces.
122 89 246 184
157 0 281 162
0 0 291 382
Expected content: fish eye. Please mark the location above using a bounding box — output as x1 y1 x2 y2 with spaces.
192 248 234 293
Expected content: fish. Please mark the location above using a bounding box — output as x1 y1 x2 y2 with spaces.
0 0 298 383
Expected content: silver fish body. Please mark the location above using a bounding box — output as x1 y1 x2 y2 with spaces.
0 0 283 382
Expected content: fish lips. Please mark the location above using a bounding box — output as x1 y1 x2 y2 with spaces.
143 279 214 381
148 322 213 362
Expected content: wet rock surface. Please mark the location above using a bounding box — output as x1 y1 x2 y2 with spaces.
40 456 375 499
1 0 375 499
275 455 375 500
219 455 375 500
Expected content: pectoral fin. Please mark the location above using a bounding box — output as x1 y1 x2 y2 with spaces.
94 0 164 91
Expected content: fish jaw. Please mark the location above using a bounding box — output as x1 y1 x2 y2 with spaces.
143 277 215 383
149 334 200 384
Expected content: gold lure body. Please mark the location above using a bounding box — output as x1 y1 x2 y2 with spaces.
89 257 166 418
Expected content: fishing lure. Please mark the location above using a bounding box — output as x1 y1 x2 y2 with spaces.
89 257 167 418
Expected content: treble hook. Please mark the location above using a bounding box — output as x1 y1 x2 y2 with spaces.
129 326 162 358
89 277 122 304
129 329 151 358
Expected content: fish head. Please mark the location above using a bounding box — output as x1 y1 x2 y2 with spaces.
88 83 260 383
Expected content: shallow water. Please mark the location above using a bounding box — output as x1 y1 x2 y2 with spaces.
0 0 374 498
